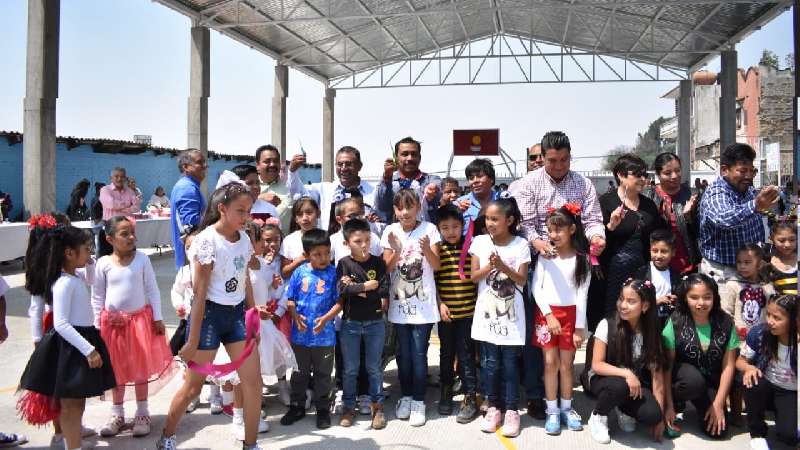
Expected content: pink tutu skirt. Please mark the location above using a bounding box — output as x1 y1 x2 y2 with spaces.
100 305 178 400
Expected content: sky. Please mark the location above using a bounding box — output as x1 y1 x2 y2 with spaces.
0 1 794 176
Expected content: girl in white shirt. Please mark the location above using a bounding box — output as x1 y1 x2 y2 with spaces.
19 222 115 450
281 197 321 279
93 216 176 438
531 204 591 435
158 181 263 450
469 195 530 438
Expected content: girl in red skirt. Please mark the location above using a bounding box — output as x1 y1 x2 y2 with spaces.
92 216 177 438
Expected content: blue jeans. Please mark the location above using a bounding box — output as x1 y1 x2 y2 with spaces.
394 323 433 401
522 287 544 399
187 301 247 350
482 342 521 411
340 319 385 408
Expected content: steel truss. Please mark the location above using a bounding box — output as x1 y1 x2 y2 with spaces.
328 34 689 89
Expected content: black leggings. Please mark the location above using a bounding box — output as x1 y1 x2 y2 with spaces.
589 375 663 426
744 377 798 445
671 363 729 439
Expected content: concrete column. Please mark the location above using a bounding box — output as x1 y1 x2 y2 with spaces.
678 79 693 182
23 0 59 217
188 24 210 196
719 49 737 153
322 87 335 182
272 64 288 159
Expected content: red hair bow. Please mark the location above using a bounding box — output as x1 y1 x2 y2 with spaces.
563 202 582 216
27 214 57 231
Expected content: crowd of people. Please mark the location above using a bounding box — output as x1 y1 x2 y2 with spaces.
0 133 797 450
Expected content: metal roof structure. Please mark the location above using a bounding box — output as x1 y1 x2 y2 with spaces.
153 0 792 88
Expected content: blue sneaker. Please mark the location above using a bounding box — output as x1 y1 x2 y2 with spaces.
545 412 562 435
561 409 583 431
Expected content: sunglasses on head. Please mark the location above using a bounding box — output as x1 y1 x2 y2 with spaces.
628 169 647 178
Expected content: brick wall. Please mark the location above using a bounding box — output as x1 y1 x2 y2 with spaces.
758 65 795 180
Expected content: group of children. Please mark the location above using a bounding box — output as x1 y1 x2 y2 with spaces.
12 162 798 450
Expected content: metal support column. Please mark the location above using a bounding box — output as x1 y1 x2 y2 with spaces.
678 79 693 182
719 49 737 154
322 87 335 182
272 64 288 159
23 0 59 217
188 24 210 196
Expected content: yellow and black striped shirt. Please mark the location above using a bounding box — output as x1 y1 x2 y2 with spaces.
772 267 798 295
435 241 477 319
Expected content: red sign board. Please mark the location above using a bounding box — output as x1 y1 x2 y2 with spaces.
453 129 499 156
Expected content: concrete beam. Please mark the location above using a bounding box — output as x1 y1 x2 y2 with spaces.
188 25 210 196
322 88 335 182
678 79 692 181
23 0 59 217
719 49 737 153
272 64 288 159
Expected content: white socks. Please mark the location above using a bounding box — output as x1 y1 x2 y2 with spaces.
560 398 572 413
545 399 559 415
111 403 124 417
233 407 244 422
136 400 149 417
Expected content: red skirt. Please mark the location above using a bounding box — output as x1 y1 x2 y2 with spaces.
99 305 178 400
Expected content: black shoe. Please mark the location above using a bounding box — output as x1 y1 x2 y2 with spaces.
438 385 453 415
456 394 478 424
527 398 546 420
316 409 331 429
280 405 305 426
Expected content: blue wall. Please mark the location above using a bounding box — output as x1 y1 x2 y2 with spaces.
0 136 321 220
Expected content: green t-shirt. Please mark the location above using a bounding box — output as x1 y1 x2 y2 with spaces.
661 317 739 351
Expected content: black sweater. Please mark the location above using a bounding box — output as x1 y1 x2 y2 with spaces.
336 255 389 321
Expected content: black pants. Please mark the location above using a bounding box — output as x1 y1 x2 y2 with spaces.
438 318 477 395
334 332 368 395
291 344 334 411
671 363 728 438
744 377 798 445
589 375 663 426
521 286 544 399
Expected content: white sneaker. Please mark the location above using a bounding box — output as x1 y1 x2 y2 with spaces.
232 419 245 442
588 412 611 444
99 415 125 437
209 394 224 415
186 396 200 413
358 395 373 416
131 415 152 437
80 425 96 437
331 390 344 415
616 408 636 433
305 388 314 410
156 434 177 450
409 400 427 427
750 437 770 450
396 396 413 420
259 417 269 433
278 379 291 406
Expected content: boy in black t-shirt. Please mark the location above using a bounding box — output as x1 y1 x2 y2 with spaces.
336 218 390 430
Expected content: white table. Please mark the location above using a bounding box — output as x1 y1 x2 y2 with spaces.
73 217 173 248
0 222 30 261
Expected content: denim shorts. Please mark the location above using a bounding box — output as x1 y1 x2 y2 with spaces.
186 300 247 350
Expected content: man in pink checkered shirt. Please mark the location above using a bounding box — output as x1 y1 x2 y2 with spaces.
509 131 606 256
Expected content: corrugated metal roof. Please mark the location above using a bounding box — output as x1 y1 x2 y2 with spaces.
153 0 792 84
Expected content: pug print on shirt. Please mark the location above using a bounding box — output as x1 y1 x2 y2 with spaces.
381 221 441 324
469 234 530 346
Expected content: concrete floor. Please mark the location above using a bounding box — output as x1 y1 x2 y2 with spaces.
0 252 787 449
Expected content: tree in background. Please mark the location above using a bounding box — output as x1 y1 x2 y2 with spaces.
603 117 675 170
760 49 780 69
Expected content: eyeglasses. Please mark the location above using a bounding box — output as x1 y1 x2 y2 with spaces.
528 154 543 161
627 170 648 178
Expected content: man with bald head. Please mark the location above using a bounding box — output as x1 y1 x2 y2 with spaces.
527 144 543 172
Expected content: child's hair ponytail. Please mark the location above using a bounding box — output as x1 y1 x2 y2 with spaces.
546 203 590 286
25 218 92 305
488 191 523 237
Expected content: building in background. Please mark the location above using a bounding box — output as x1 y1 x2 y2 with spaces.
0 132 321 221
660 64 794 185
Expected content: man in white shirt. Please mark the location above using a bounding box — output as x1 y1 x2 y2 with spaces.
286 146 382 232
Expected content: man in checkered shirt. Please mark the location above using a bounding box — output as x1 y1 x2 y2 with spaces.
697 143 779 284
509 131 606 257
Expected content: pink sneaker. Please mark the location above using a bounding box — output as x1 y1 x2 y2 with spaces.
481 407 502 433
501 410 520 437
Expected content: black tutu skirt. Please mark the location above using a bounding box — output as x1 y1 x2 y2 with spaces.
20 326 116 399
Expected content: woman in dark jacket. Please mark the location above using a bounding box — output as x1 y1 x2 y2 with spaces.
65 179 91 222
588 154 666 329
644 153 700 274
